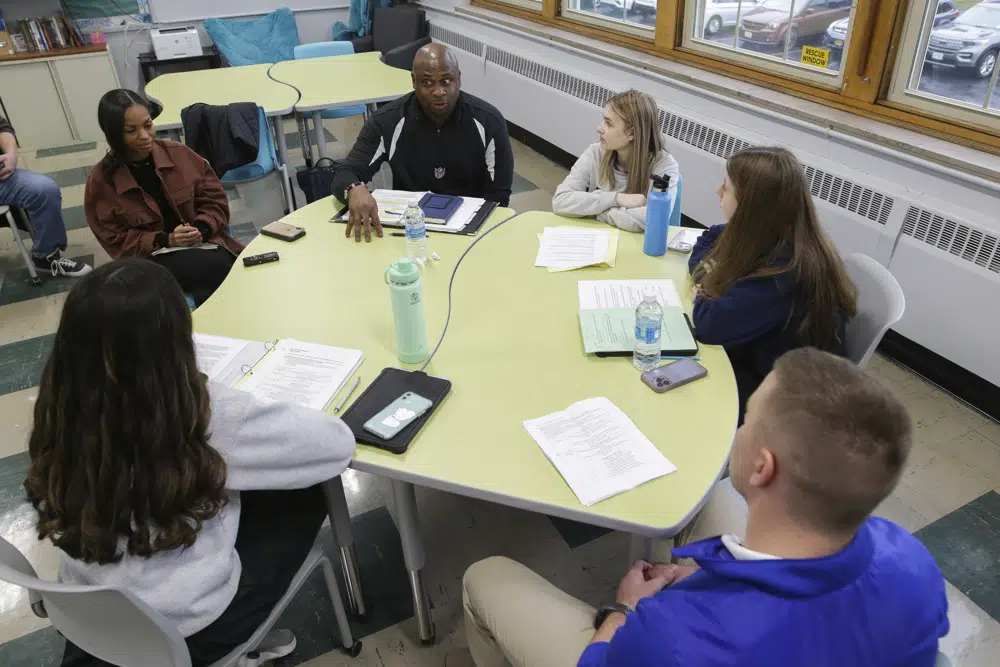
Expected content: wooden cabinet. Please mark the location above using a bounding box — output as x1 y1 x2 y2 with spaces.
0 45 120 150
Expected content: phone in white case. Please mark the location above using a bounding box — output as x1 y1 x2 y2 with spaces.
362 392 433 440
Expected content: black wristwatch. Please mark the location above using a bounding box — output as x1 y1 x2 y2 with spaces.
593 602 634 629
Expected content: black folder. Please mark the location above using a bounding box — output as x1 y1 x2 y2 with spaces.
341 368 452 454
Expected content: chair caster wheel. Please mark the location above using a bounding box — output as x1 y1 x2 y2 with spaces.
419 630 436 647
343 640 362 657
30 277 41 286
355 610 369 623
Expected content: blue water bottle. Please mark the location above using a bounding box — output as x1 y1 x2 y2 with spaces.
644 174 673 257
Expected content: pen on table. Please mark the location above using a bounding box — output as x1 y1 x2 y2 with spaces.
333 377 361 414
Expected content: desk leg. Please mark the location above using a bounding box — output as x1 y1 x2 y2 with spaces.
312 110 329 160
629 535 654 564
391 479 435 645
321 477 368 621
271 116 294 213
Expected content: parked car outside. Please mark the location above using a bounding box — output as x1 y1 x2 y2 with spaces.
739 0 852 51
924 0 1000 79
596 0 656 18
702 0 764 36
824 0 959 56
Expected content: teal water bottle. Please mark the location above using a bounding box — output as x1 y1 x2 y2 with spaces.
385 259 429 364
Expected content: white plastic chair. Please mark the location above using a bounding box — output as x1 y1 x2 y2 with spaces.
0 534 361 666
843 253 905 368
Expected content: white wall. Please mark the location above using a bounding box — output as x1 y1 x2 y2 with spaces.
104 6 350 93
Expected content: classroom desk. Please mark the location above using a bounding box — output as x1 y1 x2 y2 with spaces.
144 63 299 171
269 52 412 160
193 203 738 643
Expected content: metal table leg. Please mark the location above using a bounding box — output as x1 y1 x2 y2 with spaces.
270 116 294 213
322 477 368 621
391 479 435 645
312 110 329 160
629 534 653 564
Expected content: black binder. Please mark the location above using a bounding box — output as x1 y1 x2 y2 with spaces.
341 368 452 454
331 200 499 236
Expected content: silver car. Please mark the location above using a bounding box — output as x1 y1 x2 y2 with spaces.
924 0 1000 79
703 0 764 36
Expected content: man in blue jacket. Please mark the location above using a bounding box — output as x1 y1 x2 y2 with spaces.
461 348 948 667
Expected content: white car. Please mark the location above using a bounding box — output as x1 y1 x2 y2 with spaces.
597 0 657 16
703 0 764 36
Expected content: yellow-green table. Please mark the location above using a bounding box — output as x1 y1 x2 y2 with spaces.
144 63 300 171
268 52 412 161
193 204 738 643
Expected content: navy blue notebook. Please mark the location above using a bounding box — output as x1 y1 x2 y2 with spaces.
418 193 463 224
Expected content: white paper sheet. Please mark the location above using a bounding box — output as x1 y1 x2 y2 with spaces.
535 227 612 270
193 333 270 387
523 397 676 506
578 280 681 310
237 339 363 412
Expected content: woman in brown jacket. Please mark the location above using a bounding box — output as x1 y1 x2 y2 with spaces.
85 89 244 306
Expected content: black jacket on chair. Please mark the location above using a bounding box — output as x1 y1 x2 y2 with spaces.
181 102 260 177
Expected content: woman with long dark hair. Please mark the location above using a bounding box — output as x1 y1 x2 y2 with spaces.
689 146 858 419
84 89 243 306
27 259 356 666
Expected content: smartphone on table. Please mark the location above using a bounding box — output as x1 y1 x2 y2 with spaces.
362 392 434 440
641 358 708 393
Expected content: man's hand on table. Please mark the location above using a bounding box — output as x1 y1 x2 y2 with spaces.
345 186 383 243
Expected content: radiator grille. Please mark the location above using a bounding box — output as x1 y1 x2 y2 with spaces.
901 206 1000 274
431 29 897 225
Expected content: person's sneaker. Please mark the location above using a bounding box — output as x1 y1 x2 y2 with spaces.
240 629 297 666
32 250 93 278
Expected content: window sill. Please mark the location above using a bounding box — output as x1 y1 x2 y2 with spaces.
445 4 1000 185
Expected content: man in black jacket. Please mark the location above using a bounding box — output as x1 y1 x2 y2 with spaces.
332 44 514 242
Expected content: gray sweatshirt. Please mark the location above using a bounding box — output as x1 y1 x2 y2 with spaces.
552 142 680 232
57 382 357 637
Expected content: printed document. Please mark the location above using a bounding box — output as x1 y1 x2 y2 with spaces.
194 334 270 387
238 339 363 412
578 279 681 310
535 227 614 271
523 397 676 506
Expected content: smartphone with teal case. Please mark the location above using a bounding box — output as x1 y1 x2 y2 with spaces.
362 392 434 440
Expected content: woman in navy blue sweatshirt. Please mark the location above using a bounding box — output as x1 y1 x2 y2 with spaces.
689 146 857 419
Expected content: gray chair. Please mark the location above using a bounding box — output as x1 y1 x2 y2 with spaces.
936 653 952 667
843 253 905 369
351 6 431 71
0 534 361 666
0 204 41 286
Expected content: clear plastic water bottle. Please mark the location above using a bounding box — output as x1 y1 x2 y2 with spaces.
633 294 663 371
403 203 428 264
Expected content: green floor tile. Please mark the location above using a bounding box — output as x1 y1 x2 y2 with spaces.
0 256 93 307
35 142 97 158
45 166 92 189
230 222 259 246
61 205 88 232
916 490 1000 622
0 334 54 396
511 171 538 195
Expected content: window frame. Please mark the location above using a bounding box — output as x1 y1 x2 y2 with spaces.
468 0 1000 152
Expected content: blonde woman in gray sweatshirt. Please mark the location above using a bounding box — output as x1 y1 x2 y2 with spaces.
26 259 357 667
553 90 680 232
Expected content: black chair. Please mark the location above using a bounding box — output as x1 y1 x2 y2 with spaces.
351 6 431 71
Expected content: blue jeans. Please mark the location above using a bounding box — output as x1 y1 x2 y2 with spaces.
0 167 66 258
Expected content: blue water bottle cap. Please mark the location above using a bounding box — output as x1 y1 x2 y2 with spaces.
386 258 420 286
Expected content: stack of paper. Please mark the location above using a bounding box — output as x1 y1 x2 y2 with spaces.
332 189 484 233
578 279 681 310
194 334 363 413
523 397 677 506
579 308 695 354
535 227 618 271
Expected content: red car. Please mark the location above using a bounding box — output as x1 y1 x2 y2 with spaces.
739 0 853 50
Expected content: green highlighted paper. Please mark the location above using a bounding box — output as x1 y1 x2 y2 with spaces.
580 307 696 355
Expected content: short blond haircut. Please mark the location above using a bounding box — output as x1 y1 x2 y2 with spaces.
765 348 912 533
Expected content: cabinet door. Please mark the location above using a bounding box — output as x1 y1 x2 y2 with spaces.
0 62 73 149
54 54 120 142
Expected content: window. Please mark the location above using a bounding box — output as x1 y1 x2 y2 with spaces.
889 0 1000 131
563 0 656 35
472 0 1000 146
684 0 857 86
